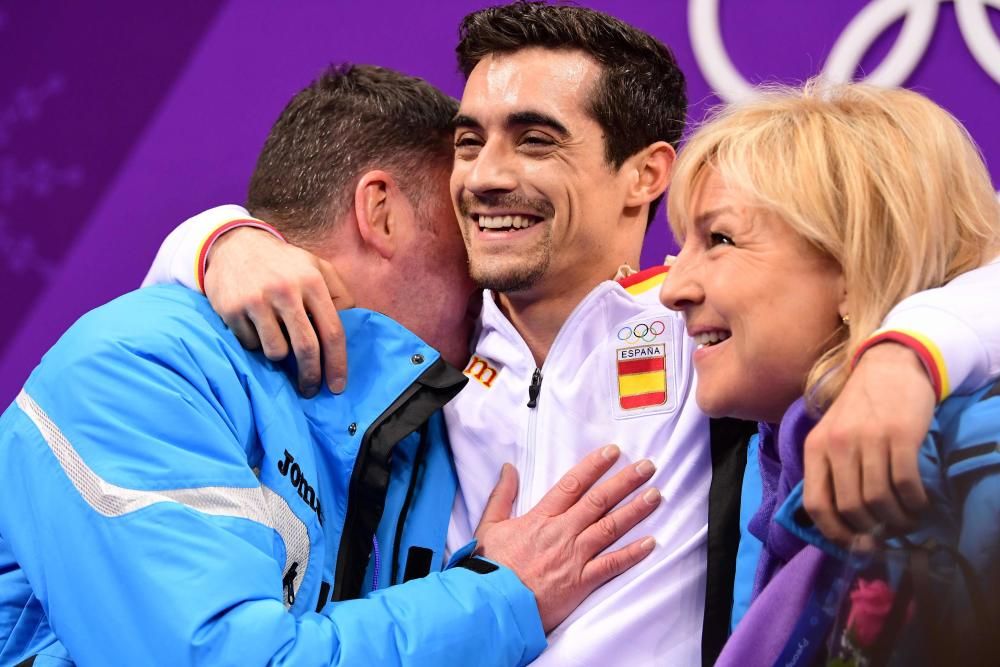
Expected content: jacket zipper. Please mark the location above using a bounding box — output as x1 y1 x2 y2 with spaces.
527 368 542 408
282 561 299 605
483 283 613 518
518 368 542 516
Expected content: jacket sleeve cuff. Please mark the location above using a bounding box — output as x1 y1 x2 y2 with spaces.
140 205 284 293
445 540 546 661
854 257 1000 401
451 563 547 662
852 311 985 402
446 539 479 566
194 219 285 293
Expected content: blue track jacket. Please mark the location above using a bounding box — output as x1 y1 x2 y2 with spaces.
0 286 544 666
773 380 1000 662
777 380 1000 592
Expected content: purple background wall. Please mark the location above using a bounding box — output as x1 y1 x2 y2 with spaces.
3 0 998 404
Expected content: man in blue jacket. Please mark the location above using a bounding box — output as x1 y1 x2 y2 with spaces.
0 64 661 666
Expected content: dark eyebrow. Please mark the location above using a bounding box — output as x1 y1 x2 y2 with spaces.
452 111 569 138
452 114 482 132
507 111 569 137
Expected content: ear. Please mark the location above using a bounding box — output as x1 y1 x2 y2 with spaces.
353 170 399 259
624 141 676 209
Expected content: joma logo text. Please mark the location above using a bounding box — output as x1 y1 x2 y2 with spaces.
277 449 322 523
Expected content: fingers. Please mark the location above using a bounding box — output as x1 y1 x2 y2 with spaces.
889 440 928 513
250 275 323 396
234 285 339 397
532 445 620 517
577 486 661 557
203 226 349 397
267 260 351 396
565 458 657 532
807 341 935 542
226 314 263 352
830 460 878 534
303 265 349 395
806 430 925 544
860 440 912 530
820 426 879 534
245 304 290 362
475 463 518 539
803 437 855 545
308 296 348 396
581 536 657 590
284 303 322 397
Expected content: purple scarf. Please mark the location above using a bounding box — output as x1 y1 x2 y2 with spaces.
716 546 829 667
714 397 826 667
747 397 818 598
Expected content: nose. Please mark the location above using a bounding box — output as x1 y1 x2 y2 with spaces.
464 139 518 195
659 246 704 313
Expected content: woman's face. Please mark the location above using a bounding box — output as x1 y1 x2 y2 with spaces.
660 170 845 423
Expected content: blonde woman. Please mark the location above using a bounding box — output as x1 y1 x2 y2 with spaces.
661 81 1000 665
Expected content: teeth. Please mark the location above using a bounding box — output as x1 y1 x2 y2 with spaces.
694 331 731 348
477 215 539 231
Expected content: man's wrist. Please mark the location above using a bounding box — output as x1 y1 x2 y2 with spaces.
197 219 285 292
852 333 942 401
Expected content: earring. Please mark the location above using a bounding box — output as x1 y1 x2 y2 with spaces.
841 314 850 326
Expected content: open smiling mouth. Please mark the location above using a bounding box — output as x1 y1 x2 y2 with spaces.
473 213 544 232
693 331 731 349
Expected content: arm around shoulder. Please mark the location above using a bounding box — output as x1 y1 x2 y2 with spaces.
866 256 1000 399
141 204 281 292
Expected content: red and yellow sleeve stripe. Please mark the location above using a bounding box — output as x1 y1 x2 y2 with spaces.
617 265 670 296
852 329 950 402
193 219 285 293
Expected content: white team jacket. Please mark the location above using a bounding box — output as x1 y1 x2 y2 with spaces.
147 206 1000 667
446 267 711 667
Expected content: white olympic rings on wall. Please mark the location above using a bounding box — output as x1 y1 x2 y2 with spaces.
689 0 1000 103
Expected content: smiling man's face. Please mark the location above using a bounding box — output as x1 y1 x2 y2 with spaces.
450 47 634 296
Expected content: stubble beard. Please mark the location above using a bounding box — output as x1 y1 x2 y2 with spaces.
457 191 557 294
467 231 553 294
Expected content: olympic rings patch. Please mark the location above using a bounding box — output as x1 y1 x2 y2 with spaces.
616 320 666 344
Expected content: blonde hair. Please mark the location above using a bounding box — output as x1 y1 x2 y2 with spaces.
668 80 1000 411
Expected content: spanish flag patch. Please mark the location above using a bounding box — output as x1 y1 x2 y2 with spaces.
610 315 678 420
617 345 667 409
